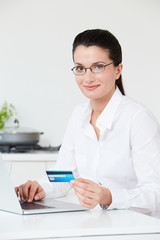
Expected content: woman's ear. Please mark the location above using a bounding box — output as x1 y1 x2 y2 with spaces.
115 64 123 80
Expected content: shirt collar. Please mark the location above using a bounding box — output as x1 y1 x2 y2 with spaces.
80 101 92 124
81 87 123 133
96 87 123 132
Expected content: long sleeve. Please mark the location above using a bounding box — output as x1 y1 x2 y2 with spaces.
108 109 160 216
38 113 78 198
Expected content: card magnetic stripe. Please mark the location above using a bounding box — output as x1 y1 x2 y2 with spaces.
46 171 73 174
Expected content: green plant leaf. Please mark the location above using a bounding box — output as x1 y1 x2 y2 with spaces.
0 102 16 129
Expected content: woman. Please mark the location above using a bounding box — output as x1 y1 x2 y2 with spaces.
15 29 160 216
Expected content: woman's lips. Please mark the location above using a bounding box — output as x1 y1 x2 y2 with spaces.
84 85 100 91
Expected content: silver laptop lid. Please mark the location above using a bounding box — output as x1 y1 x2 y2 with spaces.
0 154 88 215
0 154 22 214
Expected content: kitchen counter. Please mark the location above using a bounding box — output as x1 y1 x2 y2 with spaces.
2 152 59 162
1 192 160 240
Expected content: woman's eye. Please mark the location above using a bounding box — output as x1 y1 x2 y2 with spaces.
95 64 104 69
75 66 84 72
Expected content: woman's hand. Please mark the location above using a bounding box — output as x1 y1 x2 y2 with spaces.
15 180 46 203
71 178 112 209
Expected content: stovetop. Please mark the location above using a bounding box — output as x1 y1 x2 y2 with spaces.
0 144 61 153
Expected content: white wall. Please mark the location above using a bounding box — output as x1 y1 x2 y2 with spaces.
0 0 160 146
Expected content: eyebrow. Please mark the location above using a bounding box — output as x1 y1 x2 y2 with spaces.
74 61 107 65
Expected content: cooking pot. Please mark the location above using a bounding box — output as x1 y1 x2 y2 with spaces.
0 119 43 146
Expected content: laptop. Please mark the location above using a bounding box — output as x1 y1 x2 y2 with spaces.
0 154 88 215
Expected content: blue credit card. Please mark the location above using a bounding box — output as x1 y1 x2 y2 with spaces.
46 170 75 182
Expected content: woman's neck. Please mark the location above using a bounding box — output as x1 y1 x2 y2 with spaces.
90 89 115 118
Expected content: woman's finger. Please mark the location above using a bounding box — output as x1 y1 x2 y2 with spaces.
75 191 96 208
71 179 95 193
19 185 25 201
14 187 19 197
28 182 39 202
72 184 95 199
21 181 33 201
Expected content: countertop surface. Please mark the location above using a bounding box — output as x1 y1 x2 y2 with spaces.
0 192 160 240
2 152 58 161
1 207 160 240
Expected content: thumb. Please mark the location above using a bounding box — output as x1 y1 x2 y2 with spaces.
34 190 46 201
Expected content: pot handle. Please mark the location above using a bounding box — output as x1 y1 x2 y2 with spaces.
14 119 19 129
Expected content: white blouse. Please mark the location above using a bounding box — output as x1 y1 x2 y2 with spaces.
38 88 160 216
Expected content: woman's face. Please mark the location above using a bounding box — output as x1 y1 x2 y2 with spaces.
73 45 122 102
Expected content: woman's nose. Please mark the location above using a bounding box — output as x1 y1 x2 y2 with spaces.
84 69 95 83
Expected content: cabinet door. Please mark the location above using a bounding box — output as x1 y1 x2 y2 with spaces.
45 161 56 170
11 161 46 186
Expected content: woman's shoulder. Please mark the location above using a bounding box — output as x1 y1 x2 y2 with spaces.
121 95 148 114
121 95 158 124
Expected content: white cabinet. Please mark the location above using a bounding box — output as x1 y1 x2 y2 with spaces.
2 153 58 186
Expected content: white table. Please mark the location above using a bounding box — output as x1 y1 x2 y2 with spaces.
0 208 160 240
1 155 160 240
0 193 160 240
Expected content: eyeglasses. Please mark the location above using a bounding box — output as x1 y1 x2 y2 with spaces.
71 62 114 75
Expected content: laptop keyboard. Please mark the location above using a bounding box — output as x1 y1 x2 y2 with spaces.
20 201 55 210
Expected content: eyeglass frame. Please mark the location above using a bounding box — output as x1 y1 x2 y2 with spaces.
71 61 115 75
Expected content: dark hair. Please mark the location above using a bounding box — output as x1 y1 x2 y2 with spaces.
72 29 125 95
